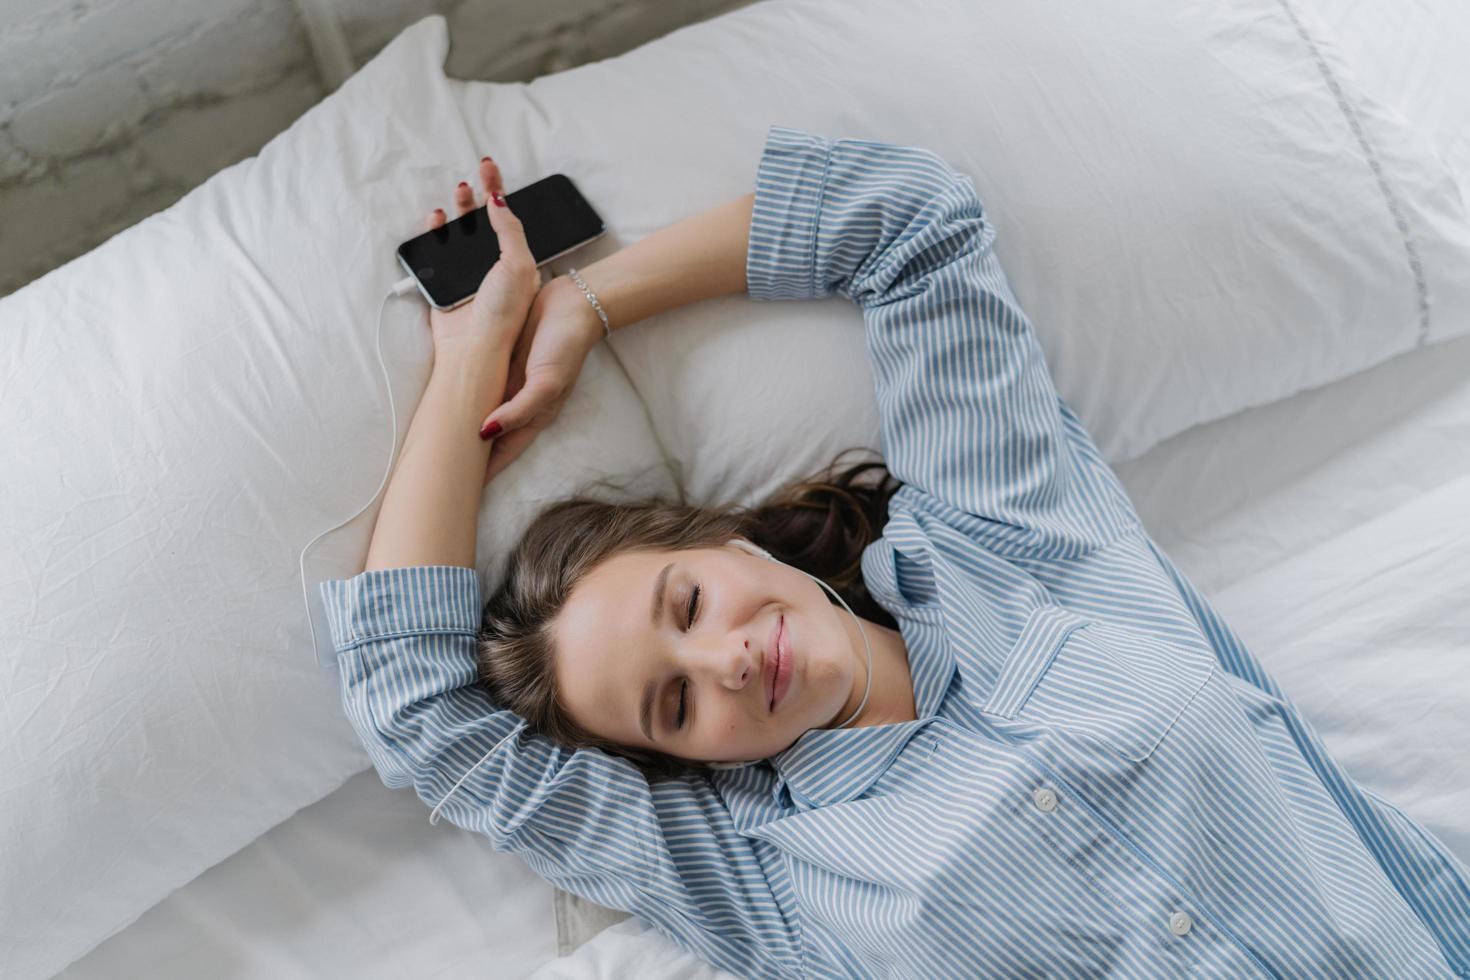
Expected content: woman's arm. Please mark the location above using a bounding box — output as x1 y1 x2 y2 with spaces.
363 353 505 572
741 125 1140 558
363 156 538 573
570 192 755 334
364 191 755 573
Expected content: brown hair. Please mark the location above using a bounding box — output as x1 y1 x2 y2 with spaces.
476 447 901 783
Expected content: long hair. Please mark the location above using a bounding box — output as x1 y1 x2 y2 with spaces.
476 447 901 783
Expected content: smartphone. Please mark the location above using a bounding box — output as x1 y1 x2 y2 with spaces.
396 173 606 311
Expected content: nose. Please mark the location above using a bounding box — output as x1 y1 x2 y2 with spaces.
688 631 757 690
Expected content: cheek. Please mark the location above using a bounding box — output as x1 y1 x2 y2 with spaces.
707 711 747 742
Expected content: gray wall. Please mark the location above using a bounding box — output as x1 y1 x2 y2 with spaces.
0 0 760 299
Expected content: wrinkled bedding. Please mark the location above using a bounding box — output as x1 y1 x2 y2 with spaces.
60 323 1470 979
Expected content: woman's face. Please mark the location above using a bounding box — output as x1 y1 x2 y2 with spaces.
551 540 863 765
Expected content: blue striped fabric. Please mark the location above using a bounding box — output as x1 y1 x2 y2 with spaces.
319 125 1470 978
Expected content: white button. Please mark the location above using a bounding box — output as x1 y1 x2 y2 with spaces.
1032 788 1057 812
1169 911 1193 936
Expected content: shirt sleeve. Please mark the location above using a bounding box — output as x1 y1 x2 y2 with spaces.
319 565 804 979
746 124 1141 559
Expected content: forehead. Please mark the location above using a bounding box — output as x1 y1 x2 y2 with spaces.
563 548 673 633
553 548 679 732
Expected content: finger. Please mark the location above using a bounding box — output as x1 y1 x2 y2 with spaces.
479 374 561 440
502 325 533 398
478 157 533 266
503 349 527 403
453 179 478 217
479 156 502 199
484 423 539 485
492 352 527 415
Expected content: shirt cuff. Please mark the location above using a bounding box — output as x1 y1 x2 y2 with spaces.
746 124 834 302
317 565 483 653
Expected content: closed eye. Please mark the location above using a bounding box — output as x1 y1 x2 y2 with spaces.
676 584 700 729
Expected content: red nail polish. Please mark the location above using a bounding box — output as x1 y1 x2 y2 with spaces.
481 156 491 163
480 420 502 440
458 181 469 189
491 193 506 208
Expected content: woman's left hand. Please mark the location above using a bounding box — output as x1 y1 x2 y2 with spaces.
421 155 541 357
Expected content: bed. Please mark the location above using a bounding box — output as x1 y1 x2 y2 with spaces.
8 0 1470 977
52 317 1470 979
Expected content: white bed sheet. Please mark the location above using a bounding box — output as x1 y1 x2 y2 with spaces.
55 319 1470 979
54 766 561 979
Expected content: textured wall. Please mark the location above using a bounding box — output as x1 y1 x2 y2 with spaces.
0 0 759 299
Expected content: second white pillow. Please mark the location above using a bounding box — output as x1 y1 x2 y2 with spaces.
456 0 1470 484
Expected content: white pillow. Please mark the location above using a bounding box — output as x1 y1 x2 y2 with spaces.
6 0 1470 975
0 23 676 980
504 0 1470 483
1307 0 1470 187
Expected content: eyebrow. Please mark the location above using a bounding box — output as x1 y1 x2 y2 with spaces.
640 561 676 743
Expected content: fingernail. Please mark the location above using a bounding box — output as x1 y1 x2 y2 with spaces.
491 193 506 208
480 419 502 440
434 208 444 216
481 156 491 163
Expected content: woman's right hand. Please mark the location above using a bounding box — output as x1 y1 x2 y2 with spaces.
478 272 606 485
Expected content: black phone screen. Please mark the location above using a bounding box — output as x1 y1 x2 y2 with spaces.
396 173 605 309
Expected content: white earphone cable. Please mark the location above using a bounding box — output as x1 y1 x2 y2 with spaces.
299 276 418 671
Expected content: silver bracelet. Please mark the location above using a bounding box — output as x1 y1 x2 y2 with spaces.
567 267 611 339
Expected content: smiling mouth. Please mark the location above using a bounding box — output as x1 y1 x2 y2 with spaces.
770 615 789 712
768 615 783 713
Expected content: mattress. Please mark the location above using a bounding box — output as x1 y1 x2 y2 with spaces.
56 312 1470 978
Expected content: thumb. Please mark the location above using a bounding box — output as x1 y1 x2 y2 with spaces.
481 162 531 266
479 375 558 441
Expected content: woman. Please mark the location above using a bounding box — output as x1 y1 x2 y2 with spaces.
320 127 1470 977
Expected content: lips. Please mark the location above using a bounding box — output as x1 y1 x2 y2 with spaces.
766 615 782 712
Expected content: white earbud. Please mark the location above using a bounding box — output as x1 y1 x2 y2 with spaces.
705 538 874 771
